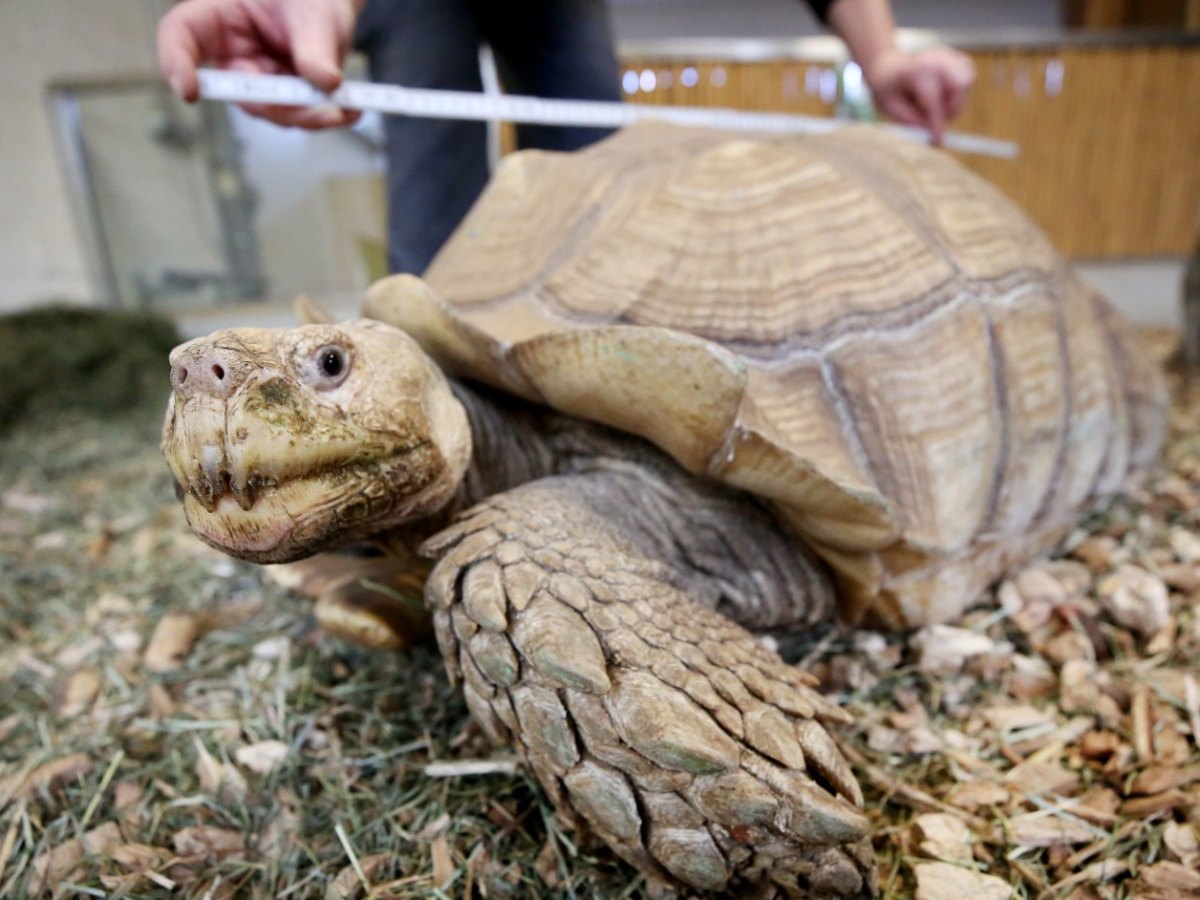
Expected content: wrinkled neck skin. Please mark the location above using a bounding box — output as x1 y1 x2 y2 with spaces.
380 381 561 554
452 382 562 509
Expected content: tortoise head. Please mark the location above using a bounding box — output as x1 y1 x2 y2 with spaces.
161 320 470 563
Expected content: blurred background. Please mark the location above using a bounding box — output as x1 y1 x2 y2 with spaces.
2 0 1198 334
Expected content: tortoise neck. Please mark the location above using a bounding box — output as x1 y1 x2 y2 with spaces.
452 380 561 506
382 380 559 553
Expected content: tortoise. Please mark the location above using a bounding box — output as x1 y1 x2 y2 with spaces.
162 121 1166 896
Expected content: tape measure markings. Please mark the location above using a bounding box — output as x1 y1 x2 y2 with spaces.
197 69 1018 159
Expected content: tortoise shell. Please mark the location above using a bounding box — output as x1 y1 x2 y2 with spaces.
364 121 1166 628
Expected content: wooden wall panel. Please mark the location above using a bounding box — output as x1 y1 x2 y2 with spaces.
1065 0 1200 28
620 46 1200 258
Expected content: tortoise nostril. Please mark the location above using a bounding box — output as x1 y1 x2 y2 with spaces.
211 364 225 380
175 366 188 386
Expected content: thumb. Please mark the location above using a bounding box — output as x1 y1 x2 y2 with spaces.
285 0 350 92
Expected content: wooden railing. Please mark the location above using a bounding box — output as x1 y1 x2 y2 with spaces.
620 36 1200 258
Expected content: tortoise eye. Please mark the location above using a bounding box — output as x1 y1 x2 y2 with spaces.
321 348 344 378
303 343 351 389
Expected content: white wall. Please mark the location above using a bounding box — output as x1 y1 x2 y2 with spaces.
0 0 172 311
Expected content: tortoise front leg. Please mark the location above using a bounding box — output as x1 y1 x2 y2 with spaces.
421 472 875 897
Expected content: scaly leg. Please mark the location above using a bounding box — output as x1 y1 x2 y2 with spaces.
422 471 874 897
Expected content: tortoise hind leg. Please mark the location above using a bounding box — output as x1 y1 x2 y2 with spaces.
421 472 875 897
265 547 431 649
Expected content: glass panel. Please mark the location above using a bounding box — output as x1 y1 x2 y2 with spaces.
51 76 388 314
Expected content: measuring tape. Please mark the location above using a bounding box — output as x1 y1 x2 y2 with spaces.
198 69 1018 159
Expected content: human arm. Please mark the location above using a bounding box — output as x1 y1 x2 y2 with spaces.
820 0 976 144
157 0 363 129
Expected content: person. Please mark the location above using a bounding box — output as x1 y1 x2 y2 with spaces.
159 0 975 275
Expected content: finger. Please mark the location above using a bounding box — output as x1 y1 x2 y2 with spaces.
875 90 924 129
239 101 361 130
946 50 977 90
284 0 351 92
226 58 358 129
943 76 967 121
908 48 975 114
945 55 975 121
158 0 220 101
908 71 946 145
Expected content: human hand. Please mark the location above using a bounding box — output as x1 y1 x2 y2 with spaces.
158 0 363 129
861 46 976 145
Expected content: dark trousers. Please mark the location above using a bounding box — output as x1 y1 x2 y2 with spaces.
354 0 622 275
